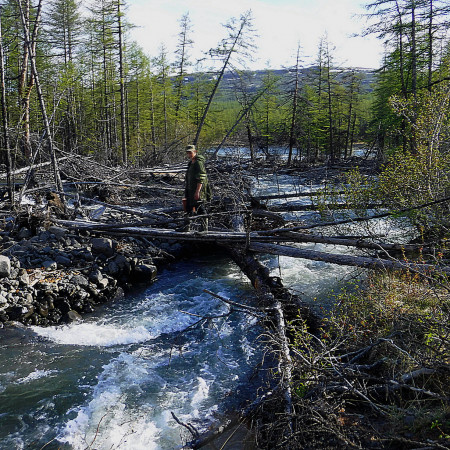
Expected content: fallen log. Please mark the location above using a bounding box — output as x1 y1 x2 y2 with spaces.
62 180 181 192
259 194 450 233
269 202 382 212
252 191 345 201
248 242 450 276
0 156 69 179
55 192 172 220
54 219 429 255
225 245 321 332
278 231 428 253
224 247 294 440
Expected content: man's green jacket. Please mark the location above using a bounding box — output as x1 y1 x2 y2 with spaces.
185 154 212 208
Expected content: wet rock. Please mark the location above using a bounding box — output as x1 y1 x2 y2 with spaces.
7 305 30 320
131 264 157 283
48 310 62 323
0 256 11 278
112 287 125 301
83 302 95 313
66 310 82 322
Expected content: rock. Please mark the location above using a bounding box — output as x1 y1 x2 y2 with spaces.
55 255 72 267
23 306 34 320
98 278 109 289
70 274 89 287
37 230 53 242
17 227 32 240
48 226 68 238
7 305 30 320
106 260 120 276
91 238 115 257
131 264 157 283
66 310 82 322
112 287 125 301
39 306 49 317
89 269 104 284
106 254 130 277
42 260 57 271
0 256 11 278
18 269 30 285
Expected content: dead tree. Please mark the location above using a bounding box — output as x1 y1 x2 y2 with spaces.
0 6 13 204
17 0 64 202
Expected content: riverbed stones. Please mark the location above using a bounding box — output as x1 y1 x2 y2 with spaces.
0 224 168 327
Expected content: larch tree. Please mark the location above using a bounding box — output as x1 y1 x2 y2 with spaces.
286 43 303 165
45 0 83 153
173 12 193 134
0 5 13 203
192 10 256 147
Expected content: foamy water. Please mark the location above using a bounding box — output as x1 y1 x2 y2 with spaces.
0 257 262 449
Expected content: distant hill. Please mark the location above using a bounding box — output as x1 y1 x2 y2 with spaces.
182 66 377 99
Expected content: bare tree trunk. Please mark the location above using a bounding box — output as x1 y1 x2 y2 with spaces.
17 0 64 200
0 6 13 204
193 11 253 146
248 242 450 276
17 0 35 160
211 85 270 158
427 0 434 92
117 0 127 165
288 44 301 165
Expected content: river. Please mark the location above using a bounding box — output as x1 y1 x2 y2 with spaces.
0 164 409 449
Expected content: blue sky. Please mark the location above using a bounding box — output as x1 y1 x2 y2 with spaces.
127 0 384 70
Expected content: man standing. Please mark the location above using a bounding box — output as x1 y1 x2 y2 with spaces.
183 144 211 231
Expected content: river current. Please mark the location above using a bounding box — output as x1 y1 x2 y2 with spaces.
0 165 409 449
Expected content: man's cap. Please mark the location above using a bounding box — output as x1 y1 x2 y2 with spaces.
185 144 196 152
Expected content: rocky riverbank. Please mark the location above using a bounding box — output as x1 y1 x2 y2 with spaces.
0 221 181 327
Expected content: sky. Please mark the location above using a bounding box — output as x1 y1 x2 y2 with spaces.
127 0 385 70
